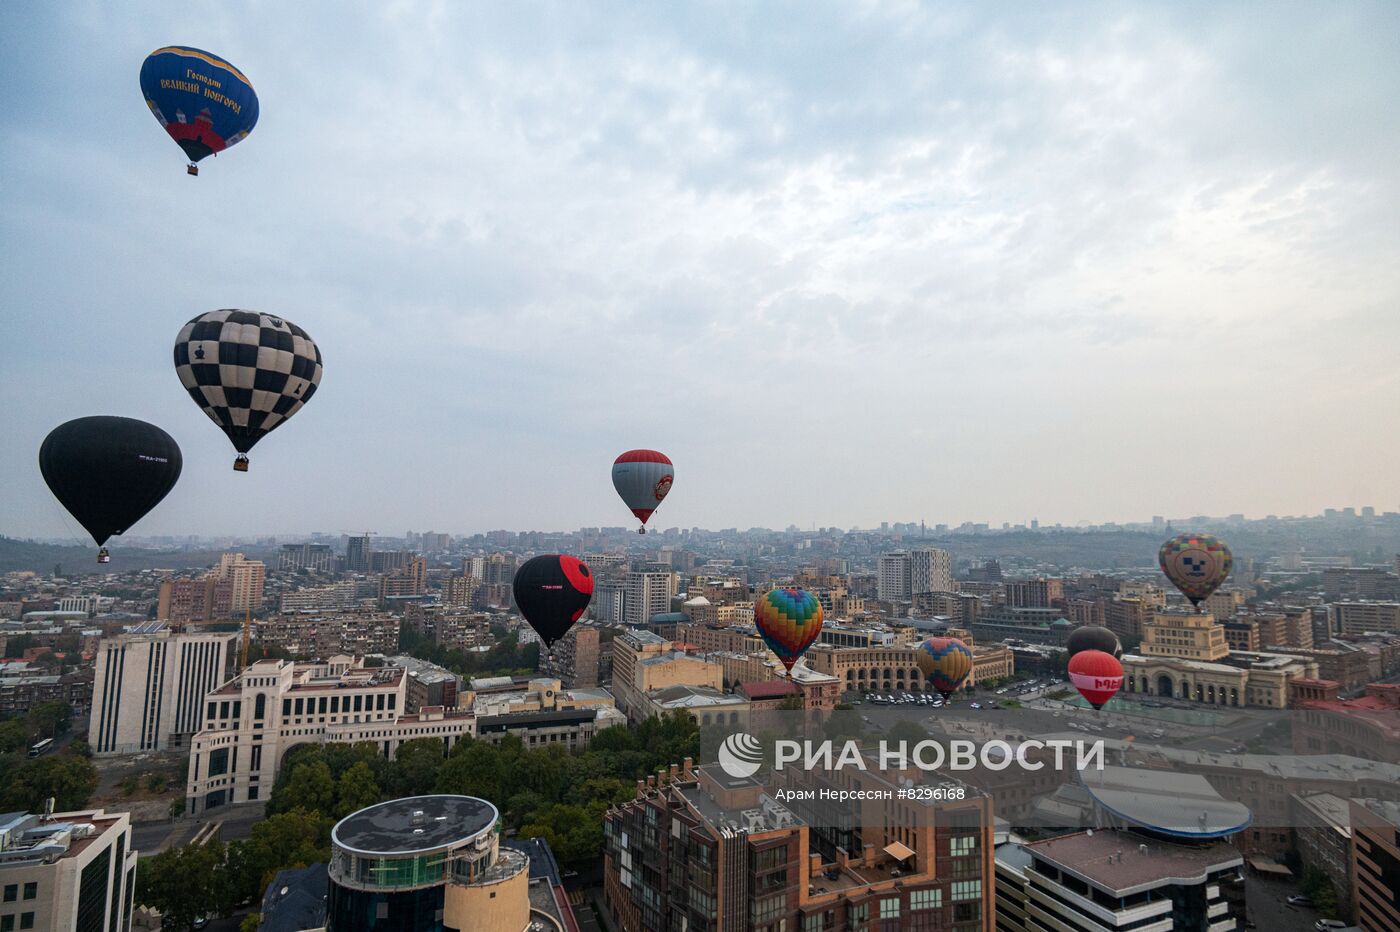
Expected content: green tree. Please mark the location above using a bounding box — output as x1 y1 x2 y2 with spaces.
276 761 335 814
1 754 99 811
28 701 72 737
136 841 226 931
335 762 382 818
437 740 509 801
386 738 447 798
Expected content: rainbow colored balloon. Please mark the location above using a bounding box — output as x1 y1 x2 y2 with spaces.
1159 533 1233 610
754 588 824 673
915 636 974 700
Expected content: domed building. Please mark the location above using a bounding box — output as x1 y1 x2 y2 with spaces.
326 795 567 931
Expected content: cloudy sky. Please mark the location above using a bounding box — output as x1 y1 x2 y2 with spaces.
3 2 1397 539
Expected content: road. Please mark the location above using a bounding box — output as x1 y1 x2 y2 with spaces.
131 802 268 856
1246 873 1332 930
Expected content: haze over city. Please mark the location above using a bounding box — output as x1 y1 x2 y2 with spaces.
4 2 1398 537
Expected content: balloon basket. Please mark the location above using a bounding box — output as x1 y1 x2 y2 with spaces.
97 549 110 564
187 164 199 176
233 455 249 472
638 527 646 535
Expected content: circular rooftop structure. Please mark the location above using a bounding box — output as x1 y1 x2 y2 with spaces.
332 795 498 857
1079 766 1251 839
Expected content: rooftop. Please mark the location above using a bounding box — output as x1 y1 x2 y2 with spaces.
1079 766 1252 838
331 795 497 855
1026 830 1243 895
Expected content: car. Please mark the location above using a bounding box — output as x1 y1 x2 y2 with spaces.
970 702 982 709
192 919 210 930
1314 921 1348 931
1287 895 1315 907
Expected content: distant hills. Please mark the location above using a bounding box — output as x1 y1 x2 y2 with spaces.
0 536 238 576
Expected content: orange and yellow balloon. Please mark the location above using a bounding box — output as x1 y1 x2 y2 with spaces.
915 636 974 700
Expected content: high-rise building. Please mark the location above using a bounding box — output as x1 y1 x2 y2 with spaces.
157 575 234 623
1005 578 1063 609
547 624 602 688
278 543 336 572
0 808 138 932
909 548 953 595
1350 797 1400 931
441 573 479 607
215 552 266 613
90 623 238 756
878 551 911 601
624 571 673 626
378 557 428 600
345 535 371 572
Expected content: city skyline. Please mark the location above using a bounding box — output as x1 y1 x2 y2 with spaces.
4 3 1399 538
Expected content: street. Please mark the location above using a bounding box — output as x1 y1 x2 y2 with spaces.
130 803 268 856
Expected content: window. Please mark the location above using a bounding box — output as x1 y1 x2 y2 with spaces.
20 886 34 902
950 835 976 856
282 699 291 716
879 897 900 918
951 880 981 901
2 885 15 902
19 913 33 930
910 889 941 910
254 693 266 720
2 915 13 931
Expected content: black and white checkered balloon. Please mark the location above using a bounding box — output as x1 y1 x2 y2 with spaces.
174 309 322 468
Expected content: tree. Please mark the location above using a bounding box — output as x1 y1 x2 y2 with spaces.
276 761 334 814
136 841 226 931
437 740 509 801
386 738 447 798
335 762 382 818
886 720 930 747
1 754 98 811
28 701 72 738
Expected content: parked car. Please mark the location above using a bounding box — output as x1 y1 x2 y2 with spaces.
1314 921 1348 931
1287 895 1315 907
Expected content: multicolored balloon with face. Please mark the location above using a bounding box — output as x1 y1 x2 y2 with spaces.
914 636 974 700
754 588 824 673
1159 533 1233 610
1069 649 1124 710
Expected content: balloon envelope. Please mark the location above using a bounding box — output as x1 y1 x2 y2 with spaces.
1066 625 1122 660
914 637 974 700
39 416 182 547
1159 533 1233 608
174 310 323 466
140 46 258 166
612 450 674 530
1068 649 1124 710
512 555 593 647
754 588 824 672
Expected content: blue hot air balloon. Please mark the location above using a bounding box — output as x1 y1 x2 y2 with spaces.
140 46 258 175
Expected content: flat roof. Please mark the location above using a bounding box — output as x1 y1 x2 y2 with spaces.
332 795 497 856
1026 831 1243 894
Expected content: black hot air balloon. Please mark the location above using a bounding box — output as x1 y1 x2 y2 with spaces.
1065 625 1122 660
512 555 594 648
39 417 182 562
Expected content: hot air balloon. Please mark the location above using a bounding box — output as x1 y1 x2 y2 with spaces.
914 637 974 700
1068 649 1123 710
174 310 323 471
1159 533 1233 610
612 450 673 534
1066 625 1122 660
140 46 258 175
512 555 593 648
754 588 824 673
39 417 182 562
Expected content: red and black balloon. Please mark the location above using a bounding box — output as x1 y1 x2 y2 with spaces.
512 555 594 648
